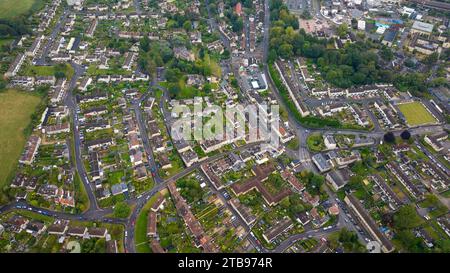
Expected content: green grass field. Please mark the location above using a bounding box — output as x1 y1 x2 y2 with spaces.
306 133 325 152
134 192 163 253
0 0 38 19
398 101 437 127
21 64 75 79
0 89 41 186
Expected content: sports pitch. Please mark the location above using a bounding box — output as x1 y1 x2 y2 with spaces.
397 101 437 127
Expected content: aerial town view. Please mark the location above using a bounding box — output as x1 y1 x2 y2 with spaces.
0 0 449 256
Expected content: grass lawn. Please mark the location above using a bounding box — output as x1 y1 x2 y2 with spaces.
87 65 131 76
286 138 299 150
306 133 324 152
0 89 41 188
0 0 38 19
441 190 450 198
21 64 74 79
418 194 448 218
134 192 164 253
397 102 437 127
16 209 54 223
0 38 14 47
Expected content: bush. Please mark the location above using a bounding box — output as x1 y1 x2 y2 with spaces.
113 202 131 218
383 132 395 144
400 130 411 140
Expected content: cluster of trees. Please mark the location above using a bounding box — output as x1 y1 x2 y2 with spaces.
268 0 390 88
268 0 446 95
328 228 366 252
24 86 49 137
0 18 31 37
113 202 131 218
165 11 200 30
270 0 299 29
384 130 411 144
53 63 70 79
280 195 309 219
268 63 343 128
391 205 427 252
0 0 47 38
176 177 204 203
389 200 450 253
394 205 423 230
267 173 285 192
0 79 6 91
297 170 326 197
225 11 243 33
138 38 173 76
165 51 219 99
107 38 134 54
300 10 312 20
393 72 428 96
81 238 107 253
218 0 254 33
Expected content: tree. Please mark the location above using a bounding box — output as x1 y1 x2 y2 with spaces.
394 230 425 252
94 238 106 253
54 71 66 79
140 36 150 52
300 10 312 19
423 52 438 66
383 132 396 144
337 23 349 38
404 58 416 68
393 73 428 96
0 79 6 91
113 202 131 218
278 43 293 59
183 20 192 32
380 46 394 61
400 130 411 140
393 205 423 230
232 17 243 32
329 228 366 252
221 49 230 59
351 18 358 29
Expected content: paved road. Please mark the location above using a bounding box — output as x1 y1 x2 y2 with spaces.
133 0 142 14
65 62 100 212
121 140 266 252
415 139 450 175
131 100 164 184
0 201 120 224
35 9 69 65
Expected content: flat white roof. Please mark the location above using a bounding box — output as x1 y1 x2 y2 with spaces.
412 20 433 33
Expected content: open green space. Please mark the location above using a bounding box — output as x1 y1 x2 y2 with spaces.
21 64 74 79
0 89 41 193
306 133 325 152
286 138 299 150
134 192 163 253
397 102 437 127
441 190 450 198
0 0 39 19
